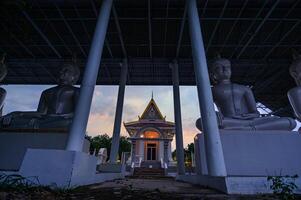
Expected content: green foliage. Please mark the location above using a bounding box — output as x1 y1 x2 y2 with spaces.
89 134 131 161
0 173 75 195
172 143 195 163
0 173 38 191
118 136 131 158
267 174 299 200
187 143 194 153
89 134 112 155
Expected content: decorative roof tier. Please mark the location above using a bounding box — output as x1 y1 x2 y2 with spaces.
124 97 175 139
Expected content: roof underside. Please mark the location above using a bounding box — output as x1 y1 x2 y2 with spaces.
0 0 300 116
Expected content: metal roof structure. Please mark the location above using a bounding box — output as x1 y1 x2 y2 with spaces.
0 0 300 116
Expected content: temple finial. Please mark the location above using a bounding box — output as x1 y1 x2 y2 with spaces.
151 91 153 100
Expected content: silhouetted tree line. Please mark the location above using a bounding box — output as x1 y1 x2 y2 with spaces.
86 134 131 161
172 142 194 164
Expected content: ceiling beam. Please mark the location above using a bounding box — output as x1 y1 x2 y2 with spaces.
148 0 153 58
112 5 127 58
55 4 87 57
229 0 269 59
22 11 62 58
263 20 301 59
175 4 187 58
1 24 35 58
249 0 300 59
236 0 281 59
205 0 229 52
219 0 249 53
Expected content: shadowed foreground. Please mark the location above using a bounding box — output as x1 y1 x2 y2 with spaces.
1 178 301 200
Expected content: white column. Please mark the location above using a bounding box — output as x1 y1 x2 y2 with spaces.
131 140 137 163
109 60 128 163
163 140 169 164
170 61 185 175
159 141 164 160
168 141 172 161
139 140 144 160
187 0 227 176
66 0 113 151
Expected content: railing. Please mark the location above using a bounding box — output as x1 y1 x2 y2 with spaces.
160 158 168 169
131 155 142 168
138 157 142 167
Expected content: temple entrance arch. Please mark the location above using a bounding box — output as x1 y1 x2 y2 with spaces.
142 130 160 161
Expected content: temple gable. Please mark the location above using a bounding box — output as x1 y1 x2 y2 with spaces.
140 98 165 120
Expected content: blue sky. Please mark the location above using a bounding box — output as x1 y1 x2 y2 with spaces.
2 85 201 149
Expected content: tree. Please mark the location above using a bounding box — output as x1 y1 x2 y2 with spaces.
89 134 131 162
118 136 131 159
187 143 194 154
89 134 111 156
185 143 194 164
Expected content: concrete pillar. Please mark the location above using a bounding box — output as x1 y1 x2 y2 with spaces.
66 0 113 151
168 141 172 161
164 140 169 164
109 60 128 163
170 61 185 175
131 140 137 164
139 140 144 160
187 0 227 176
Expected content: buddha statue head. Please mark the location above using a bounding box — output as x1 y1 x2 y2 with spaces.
0 54 8 82
209 54 232 84
58 63 80 86
289 52 301 86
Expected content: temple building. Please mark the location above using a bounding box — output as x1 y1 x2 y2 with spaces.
124 97 175 167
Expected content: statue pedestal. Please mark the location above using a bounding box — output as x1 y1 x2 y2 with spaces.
3 149 124 187
97 163 123 173
0 131 90 171
176 174 301 194
184 130 301 194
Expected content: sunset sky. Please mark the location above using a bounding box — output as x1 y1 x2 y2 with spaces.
2 85 201 150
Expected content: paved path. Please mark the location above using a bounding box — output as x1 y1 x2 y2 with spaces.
1 177 300 199
69 177 298 200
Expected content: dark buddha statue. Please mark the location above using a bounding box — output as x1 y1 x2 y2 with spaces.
196 55 296 131
288 53 301 122
1 63 80 130
0 56 7 117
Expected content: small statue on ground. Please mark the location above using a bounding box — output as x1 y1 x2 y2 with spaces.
196 55 296 131
1 62 80 130
0 54 7 117
288 52 301 122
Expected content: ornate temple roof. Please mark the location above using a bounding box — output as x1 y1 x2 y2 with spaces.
124 97 175 138
140 97 165 120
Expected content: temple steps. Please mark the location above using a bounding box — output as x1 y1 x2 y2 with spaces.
132 167 166 179
140 161 161 168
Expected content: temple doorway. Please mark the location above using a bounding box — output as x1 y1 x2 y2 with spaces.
146 143 157 160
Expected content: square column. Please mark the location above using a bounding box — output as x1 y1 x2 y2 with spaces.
187 0 226 176
130 140 137 164
109 60 128 163
170 61 185 175
164 140 169 164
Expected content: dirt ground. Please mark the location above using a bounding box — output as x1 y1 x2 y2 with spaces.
1 177 301 200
